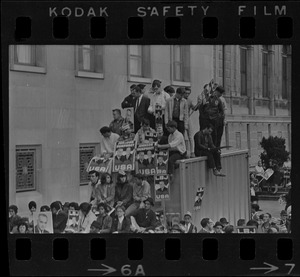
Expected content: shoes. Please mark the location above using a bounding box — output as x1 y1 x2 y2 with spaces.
190 153 195 158
213 169 226 177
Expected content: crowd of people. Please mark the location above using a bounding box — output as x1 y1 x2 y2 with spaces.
8 198 291 234
9 79 291 234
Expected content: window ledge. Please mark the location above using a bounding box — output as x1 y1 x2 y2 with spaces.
76 71 104 79
171 80 191 87
10 64 46 74
128 76 152 84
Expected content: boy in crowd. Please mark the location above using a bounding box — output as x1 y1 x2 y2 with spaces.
99 126 119 156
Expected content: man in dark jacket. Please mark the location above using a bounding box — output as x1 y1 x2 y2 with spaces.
194 124 225 176
133 86 150 133
131 197 157 233
121 84 136 109
50 201 68 233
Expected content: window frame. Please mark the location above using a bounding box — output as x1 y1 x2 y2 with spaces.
282 45 291 100
171 45 191 86
16 145 42 192
240 46 248 97
75 45 104 79
261 45 272 99
127 45 152 83
10 45 46 74
79 143 99 186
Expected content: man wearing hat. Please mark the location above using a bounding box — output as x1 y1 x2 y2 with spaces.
213 221 224 233
89 220 102 233
121 84 137 109
279 210 291 233
219 217 229 229
183 211 197 233
130 197 157 233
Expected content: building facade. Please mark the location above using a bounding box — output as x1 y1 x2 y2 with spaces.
8 45 291 211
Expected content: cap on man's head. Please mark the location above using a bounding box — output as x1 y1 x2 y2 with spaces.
184 211 192 218
215 86 225 94
118 170 126 176
176 87 185 95
144 197 154 206
130 84 137 90
137 84 146 90
280 210 288 216
219 217 229 225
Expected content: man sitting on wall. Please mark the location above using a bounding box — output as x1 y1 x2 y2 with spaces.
194 124 225 177
157 120 187 178
99 126 120 156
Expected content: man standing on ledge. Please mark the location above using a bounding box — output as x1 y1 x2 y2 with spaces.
194 124 225 177
157 120 186 178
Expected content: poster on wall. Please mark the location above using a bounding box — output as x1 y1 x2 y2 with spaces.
122 107 135 133
112 140 136 172
144 130 158 143
155 150 169 174
33 212 54 234
154 174 170 201
136 143 156 175
154 104 163 136
86 154 112 174
194 187 205 211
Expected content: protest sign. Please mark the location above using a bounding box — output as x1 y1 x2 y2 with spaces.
64 210 80 233
112 140 136 172
122 107 134 133
156 150 169 174
86 154 112 174
33 212 53 234
194 187 205 211
136 143 156 175
154 174 170 201
235 226 257 233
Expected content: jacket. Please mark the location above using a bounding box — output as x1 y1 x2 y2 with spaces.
194 130 215 157
114 182 133 208
96 214 113 233
52 210 68 233
164 96 188 129
134 96 150 127
111 216 131 233
121 94 135 109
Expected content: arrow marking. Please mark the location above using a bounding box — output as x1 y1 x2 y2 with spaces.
88 264 117 276
250 262 279 274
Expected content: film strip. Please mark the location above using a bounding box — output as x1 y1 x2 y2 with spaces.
2 0 299 276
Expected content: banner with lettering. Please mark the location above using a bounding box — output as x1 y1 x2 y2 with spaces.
194 187 205 211
136 143 156 175
154 174 170 201
155 104 163 136
235 226 257 233
155 150 169 174
144 130 158 143
86 155 112 174
112 140 136 172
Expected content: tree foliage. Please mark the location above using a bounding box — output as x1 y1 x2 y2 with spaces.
259 136 289 168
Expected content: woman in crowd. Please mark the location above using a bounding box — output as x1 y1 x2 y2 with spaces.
96 203 113 233
9 205 21 232
99 173 116 210
111 205 131 233
17 220 29 234
28 201 37 233
78 202 97 233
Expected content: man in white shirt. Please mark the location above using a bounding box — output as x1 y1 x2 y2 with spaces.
99 126 119 156
157 120 186 176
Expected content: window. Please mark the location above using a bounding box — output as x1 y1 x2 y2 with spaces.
80 144 98 185
16 145 41 192
76 45 104 78
11 45 46 73
262 45 272 98
236 132 241 149
240 46 249 96
172 45 190 84
282 45 291 100
128 45 151 80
